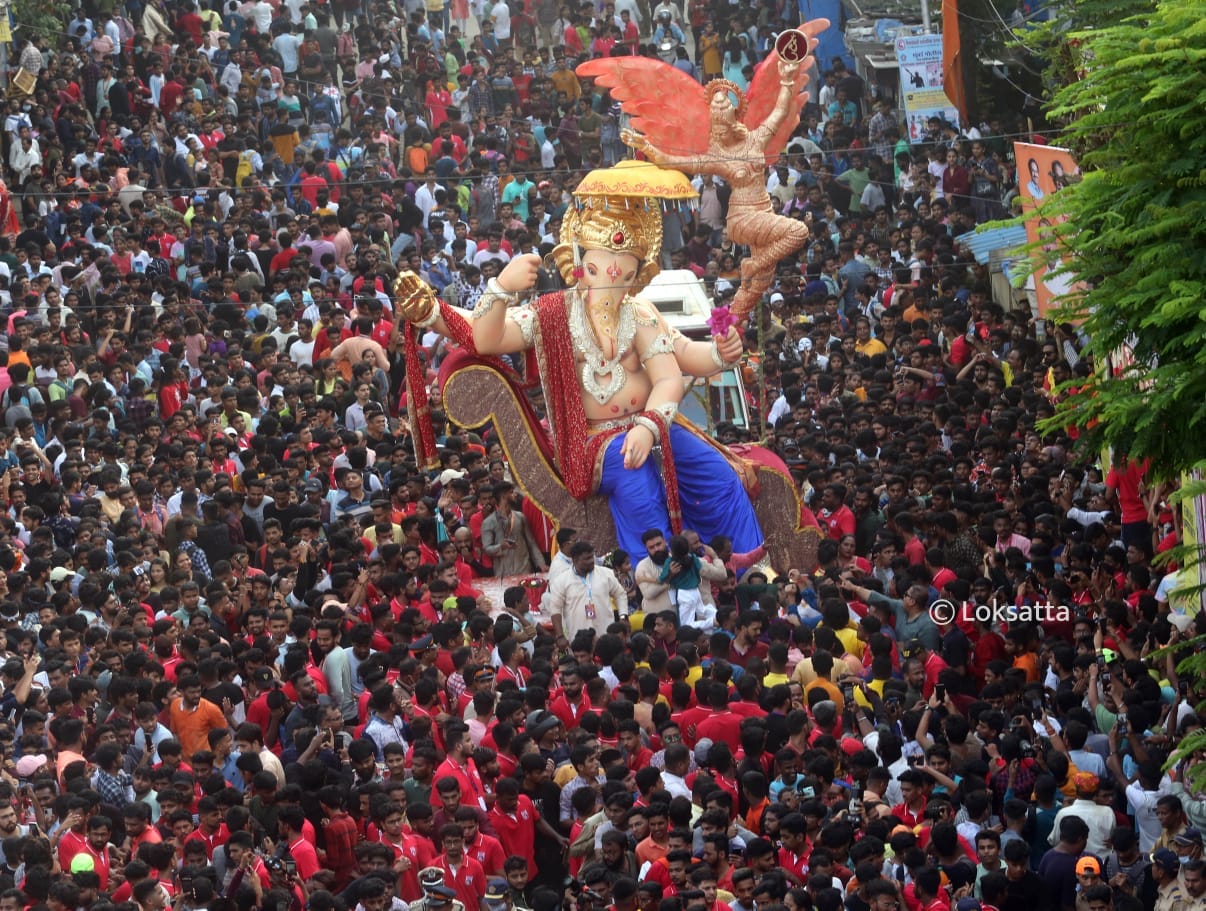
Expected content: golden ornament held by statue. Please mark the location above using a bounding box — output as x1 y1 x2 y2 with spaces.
393 270 439 324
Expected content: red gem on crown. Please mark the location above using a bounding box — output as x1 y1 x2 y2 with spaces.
612 231 625 245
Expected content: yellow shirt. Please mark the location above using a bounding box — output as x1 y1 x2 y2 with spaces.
364 523 405 548
855 337 888 358
833 626 867 661
550 68 581 102
792 657 837 687
764 671 790 688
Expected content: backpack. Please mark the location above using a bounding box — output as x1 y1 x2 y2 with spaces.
1 384 32 410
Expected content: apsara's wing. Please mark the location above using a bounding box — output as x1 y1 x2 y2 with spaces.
742 20 829 163
577 56 710 156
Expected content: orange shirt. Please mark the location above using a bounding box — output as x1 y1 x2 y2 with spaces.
56 749 86 787
167 697 227 757
635 834 669 865
745 797 770 835
804 677 846 713
1012 651 1040 684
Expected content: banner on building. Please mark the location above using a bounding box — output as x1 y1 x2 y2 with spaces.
895 34 961 140
1014 142 1081 317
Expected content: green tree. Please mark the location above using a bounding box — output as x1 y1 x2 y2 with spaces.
1038 0 1206 476
1033 0 1206 786
8 0 74 52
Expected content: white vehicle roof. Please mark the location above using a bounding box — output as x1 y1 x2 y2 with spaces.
642 269 716 337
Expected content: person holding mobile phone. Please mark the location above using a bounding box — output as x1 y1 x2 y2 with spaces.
890 770 928 828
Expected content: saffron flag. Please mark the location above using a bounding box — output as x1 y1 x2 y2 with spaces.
942 0 966 122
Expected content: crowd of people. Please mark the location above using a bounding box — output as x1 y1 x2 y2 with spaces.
0 5 1204 911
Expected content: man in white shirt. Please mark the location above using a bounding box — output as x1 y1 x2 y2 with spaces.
1049 773 1118 856
1122 760 1169 852
415 176 443 228
250 0 273 32
661 743 693 800
288 321 317 367
491 0 511 41
549 542 627 643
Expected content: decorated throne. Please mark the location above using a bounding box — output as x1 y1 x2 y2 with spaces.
436 350 822 575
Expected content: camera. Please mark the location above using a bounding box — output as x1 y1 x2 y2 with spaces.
934 683 946 703
566 877 604 909
1116 713 1128 737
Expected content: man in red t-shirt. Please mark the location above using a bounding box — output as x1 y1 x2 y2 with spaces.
818 486 857 542
549 667 593 731
435 825 488 911
460 809 506 876
618 721 654 771
434 722 488 809
696 683 743 746
1105 457 1150 547
298 161 329 209
279 807 320 881
891 769 929 828
159 73 184 117
914 865 952 911
375 801 436 902
269 232 299 275
55 808 90 871
487 779 539 868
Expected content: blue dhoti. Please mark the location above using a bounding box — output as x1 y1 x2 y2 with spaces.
597 423 763 560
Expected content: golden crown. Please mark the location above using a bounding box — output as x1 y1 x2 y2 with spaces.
551 200 663 295
549 162 697 295
570 199 661 262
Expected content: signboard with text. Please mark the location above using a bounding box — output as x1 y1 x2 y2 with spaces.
896 34 961 140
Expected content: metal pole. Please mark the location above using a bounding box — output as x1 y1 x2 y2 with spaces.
757 312 767 443
922 0 931 33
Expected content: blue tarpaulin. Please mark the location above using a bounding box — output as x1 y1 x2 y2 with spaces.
797 0 855 70
955 225 1027 265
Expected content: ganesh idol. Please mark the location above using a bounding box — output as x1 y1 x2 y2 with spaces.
394 162 764 560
